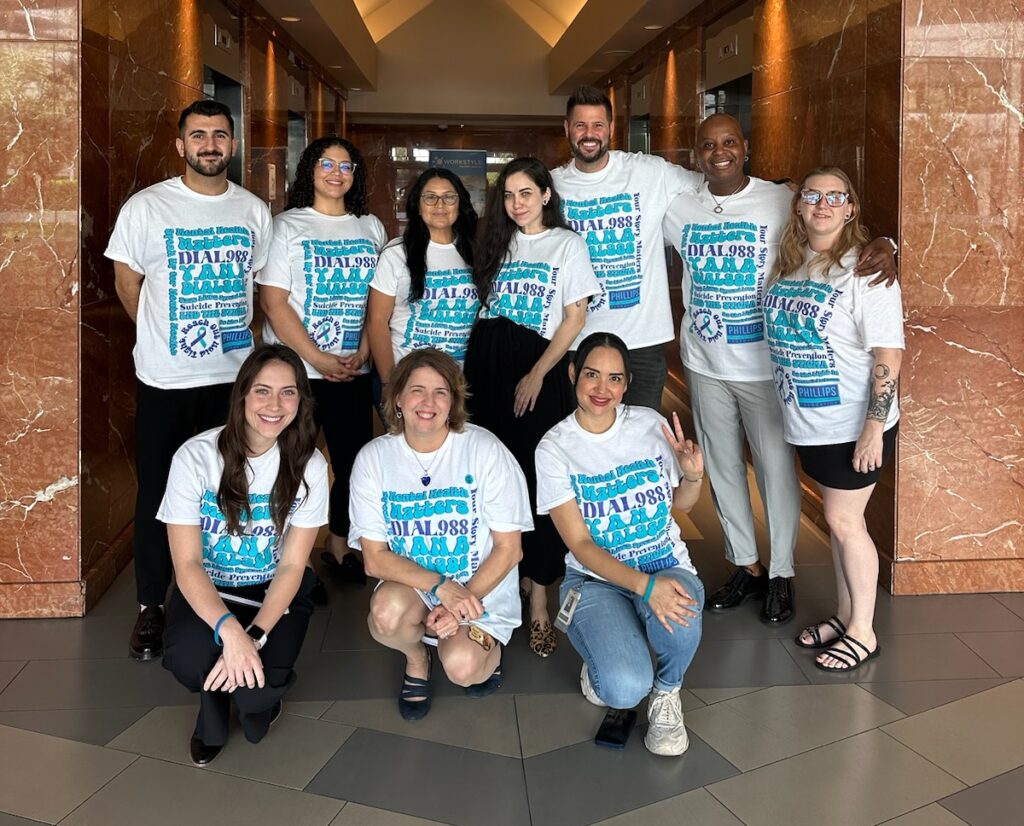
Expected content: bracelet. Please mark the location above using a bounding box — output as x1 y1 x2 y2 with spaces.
213 611 235 646
642 575 656 603
430 574 446 598
684 474 704 483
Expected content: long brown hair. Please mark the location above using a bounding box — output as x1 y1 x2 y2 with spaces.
382 348 470 435
217 344 317 536
772 166 870 283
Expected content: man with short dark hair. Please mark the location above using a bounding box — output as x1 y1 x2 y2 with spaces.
551 85 702 410
106 98 273 660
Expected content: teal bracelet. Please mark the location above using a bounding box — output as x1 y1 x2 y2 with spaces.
642 576 656 603
213 611 235 646
430 574 446 598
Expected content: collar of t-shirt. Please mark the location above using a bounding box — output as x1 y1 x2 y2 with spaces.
172 175 237 202
564 152 618 185
569 404 627 442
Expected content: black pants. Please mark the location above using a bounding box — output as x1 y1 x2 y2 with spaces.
311 374 373 537
134 380 233 606
622 344 668 412
161 568 316 746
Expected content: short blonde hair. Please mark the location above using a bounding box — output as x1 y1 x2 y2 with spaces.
382 349 471 434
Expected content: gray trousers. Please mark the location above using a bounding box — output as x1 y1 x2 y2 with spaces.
685 368 800 579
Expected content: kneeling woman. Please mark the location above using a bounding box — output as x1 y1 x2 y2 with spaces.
535 333 705 756
349 349 532 720
160 344 328 766
766 167 904 672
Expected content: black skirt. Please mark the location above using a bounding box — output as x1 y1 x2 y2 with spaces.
464 316 573 585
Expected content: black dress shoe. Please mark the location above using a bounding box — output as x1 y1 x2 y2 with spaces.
320 550 367 585
707 568 768 611
129 605 165 661
269 700 283 728
761 576 794 624
310 575 329 607
189 732 223 766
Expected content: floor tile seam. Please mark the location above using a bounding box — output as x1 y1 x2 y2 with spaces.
701 781 758 826
773 635 815 685
510 690 526 760
873 802 954 826
875 727 972 789
53 751 142 825
951 630 1024 677
0 659 30 697
938 762 1024 799
991 596 1024 622
0 702 192 713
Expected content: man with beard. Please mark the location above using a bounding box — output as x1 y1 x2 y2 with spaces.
551 86 702 410
663 113 897 624
106 99 273 660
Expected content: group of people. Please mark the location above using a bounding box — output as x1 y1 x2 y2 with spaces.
105 86 903 765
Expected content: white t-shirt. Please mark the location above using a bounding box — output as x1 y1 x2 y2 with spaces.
479 228 600 339
104 177 273 389
371 241 480 365
763 250 905 445
535 406 697 578
256 207 386 379
157 427 328 587
348 424 532 643
664 177 793 382
551 151 701 349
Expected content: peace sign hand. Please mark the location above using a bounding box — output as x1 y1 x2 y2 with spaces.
661 412 704 480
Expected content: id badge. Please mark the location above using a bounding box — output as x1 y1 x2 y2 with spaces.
554 586 582 632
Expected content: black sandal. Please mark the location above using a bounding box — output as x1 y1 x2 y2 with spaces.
814 634 881 672
465 661 503 699
795 615 847 649
398 648 432 721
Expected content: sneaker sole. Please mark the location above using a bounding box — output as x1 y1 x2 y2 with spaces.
644 730 690 756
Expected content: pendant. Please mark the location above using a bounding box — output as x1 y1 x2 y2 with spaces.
421 474 431 486
713 205 723 214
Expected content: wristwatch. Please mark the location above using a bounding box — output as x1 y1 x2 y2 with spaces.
245 623 267 651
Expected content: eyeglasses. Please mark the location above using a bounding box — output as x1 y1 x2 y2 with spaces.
421 192 459 206
800 189 851 207
316 158 356 175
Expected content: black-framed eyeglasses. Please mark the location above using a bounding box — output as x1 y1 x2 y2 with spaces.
421 192 459 206
800 189 850 207
317 158 356 175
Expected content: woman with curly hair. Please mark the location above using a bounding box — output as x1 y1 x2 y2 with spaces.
365 168 480 385
160 344 328 766
464 157 599 658
258 137 385 585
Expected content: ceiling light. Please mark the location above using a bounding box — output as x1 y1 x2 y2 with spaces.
281 16 301 22
330 65 343 69
604 49 632 55
350 87 362 91
643 24 663 30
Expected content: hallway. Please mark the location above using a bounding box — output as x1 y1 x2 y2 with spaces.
1 475 1021 825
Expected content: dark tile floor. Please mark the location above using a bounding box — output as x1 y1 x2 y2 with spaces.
1 473 1021 825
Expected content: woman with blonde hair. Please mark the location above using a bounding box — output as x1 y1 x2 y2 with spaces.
764 167 904 672
348 349 532 719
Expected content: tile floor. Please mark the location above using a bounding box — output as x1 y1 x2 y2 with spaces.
1 478 1022 825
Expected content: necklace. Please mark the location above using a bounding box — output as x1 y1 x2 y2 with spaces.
407 432 447 486
708 176 748 214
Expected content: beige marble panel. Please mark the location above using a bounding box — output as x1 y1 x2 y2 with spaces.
0 0 77 41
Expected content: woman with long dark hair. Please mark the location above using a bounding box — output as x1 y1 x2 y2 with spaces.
765 167 904 672
365 168 479 386
464 157 599 658
536 332 705 756
257 136 385 585
160 344 328 766
350 349 531 721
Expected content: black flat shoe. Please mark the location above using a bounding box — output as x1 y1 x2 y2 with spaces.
398 648 432 721
761 576 794 624
310 575 329 607
706 569 768 611
465 661 503 699
189 732 223 766
320 550 367 585
129 606 165 661
270 700 283 728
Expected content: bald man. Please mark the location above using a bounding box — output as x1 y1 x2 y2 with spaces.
663 113 896 625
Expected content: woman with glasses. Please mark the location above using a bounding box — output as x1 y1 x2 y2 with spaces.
765 167 904 672
366 169 479 396
464 157 599 658
258 137 385 588
160 344 328 766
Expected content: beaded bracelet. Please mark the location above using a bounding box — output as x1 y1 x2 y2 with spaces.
213 611 235 646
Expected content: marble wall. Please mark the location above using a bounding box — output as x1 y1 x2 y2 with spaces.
893 1 1024 594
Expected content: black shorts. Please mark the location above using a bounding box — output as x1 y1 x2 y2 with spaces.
795 423 899 490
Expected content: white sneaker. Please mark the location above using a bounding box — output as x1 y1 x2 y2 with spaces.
644 686 688 756
579 665 608 707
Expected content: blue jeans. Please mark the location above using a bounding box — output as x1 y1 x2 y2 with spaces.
560 566 704 709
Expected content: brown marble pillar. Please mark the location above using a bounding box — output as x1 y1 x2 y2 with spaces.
893 2 1024 593
0 0 83 615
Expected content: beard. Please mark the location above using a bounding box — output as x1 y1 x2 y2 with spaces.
569 135 609 165
185 149 231 178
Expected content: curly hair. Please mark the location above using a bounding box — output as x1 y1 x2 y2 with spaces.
381 348 471 435
473 157 569 306
771 166 870 284
403 168 477 301
286 136 369 216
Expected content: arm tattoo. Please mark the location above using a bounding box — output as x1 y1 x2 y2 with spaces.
873 364 891 380
866 378 897 422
